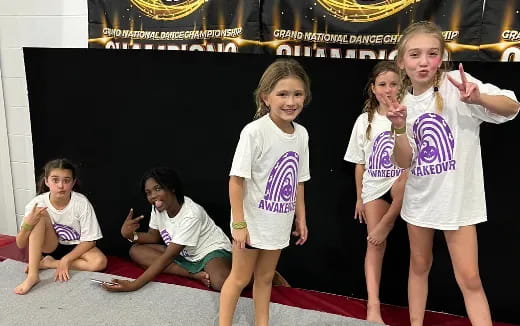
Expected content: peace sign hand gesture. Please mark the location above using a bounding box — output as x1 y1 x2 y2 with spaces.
23 203 48 227
120 208 144 240
447 63 481 105
383 96 407 129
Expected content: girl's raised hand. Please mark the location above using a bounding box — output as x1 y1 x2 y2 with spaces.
447 63 481 105
23 203 47 227
120 208 144 239
232 227 250 249
383 96 407 129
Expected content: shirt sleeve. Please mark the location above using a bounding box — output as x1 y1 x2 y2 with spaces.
78 198 103 242
344 114 367 164
229 124 259 179
170 216 201 247
298 127 311 182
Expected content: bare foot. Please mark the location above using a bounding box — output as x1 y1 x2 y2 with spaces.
367 302 385 324
272 271 291 287
193 271 211 287
14 275 40 295
367 221 394 246
24 256 56 273
39 256 57 270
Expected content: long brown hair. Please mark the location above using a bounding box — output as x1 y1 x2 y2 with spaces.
36 158 81 195
395 21 450 113
253 58 312 119
363 61 399 140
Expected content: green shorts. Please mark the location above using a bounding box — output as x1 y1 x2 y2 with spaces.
173 249 231 274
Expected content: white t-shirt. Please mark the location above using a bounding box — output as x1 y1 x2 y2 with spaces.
149 196 231 262
25 192 103 245
399 70 518 230
229 114 311 250
344 111 404 203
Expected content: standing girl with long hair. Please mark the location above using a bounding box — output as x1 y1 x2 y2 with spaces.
219 58 311 326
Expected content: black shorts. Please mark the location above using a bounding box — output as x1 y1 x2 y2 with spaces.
44 243 76 260
245 243 259 250
378 190 393 204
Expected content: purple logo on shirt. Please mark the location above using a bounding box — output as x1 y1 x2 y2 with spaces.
411 113 456 176
258 151 299 213
368 131 403 178
160 229 172 245
53 223 80 241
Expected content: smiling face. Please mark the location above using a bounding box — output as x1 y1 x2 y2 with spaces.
261 77 306 132
144 177 177 213
45 168 75 199
371 70 399 111
398 33 443 94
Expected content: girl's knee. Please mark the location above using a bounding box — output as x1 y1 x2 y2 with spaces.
410 255 432 275
87 253 108 271
209 271 229 291
457 272 483 292
227 273 251 289
128 244 143 260
254 271 276 286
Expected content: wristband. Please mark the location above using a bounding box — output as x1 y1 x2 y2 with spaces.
232 221 247 229
127 231 138 243
391 125 406 135
20 222 34 231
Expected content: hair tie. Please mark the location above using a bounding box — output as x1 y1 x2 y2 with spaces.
434 86 439 92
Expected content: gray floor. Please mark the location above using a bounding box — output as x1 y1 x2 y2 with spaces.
0 259 377 326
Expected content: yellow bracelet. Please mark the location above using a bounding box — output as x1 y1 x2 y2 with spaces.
20 222 34 231
232 221 247 229
391 125 406 135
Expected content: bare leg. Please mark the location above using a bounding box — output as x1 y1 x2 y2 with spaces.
219 245 258 326
130 244 210 287
367 171 408 245
444 226 492 326
40 247 107 272
24 255 55 273
15 215 58 295
253 249 282 326
203 256 231 291
272 270 290 287
407 224 435 326
364 199 389 324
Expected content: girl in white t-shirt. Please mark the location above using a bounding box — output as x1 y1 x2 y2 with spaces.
344 61 408 324
103 167 234 292
386 21 519 326
14 158 106 295
219 58 311 326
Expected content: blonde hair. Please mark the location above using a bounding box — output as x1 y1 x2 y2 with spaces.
363 61 399 140
253 58 312 119
396 21 449 113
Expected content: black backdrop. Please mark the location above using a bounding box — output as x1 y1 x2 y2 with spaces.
23 48 519 324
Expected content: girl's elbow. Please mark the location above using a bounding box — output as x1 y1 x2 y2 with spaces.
396 157 412 169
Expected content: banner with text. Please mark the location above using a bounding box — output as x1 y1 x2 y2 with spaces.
261 0 483 61
89 0 520 61
480 0 520 61
88 0 260 53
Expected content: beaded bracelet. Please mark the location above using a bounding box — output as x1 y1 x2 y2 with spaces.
232 221 247 229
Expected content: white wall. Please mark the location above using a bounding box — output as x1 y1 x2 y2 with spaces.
0 0 88 235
